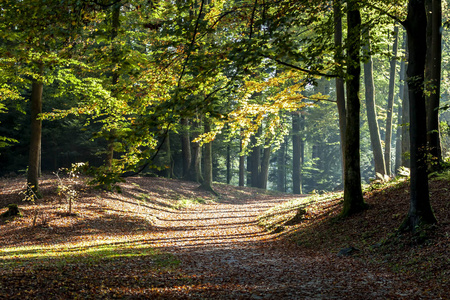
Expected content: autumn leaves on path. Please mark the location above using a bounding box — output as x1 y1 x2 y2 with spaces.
0 177 433 298
123 178 427 299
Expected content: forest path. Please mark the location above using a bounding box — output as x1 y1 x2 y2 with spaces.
137 184 422 299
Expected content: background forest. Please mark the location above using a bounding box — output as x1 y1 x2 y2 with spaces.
0 0 449 196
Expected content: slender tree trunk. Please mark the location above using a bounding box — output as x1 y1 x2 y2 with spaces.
181 118 192 179
341 2 365 217
395 41 407 173
401 0 437 231
292 112 302 194
277 138 286 192
250 128 261 187
385 26 400 176
259 142 271 190
201 120 215 193
239 140 245 187
334 0 346 183
164 132 173 178
425 0 442 171
27 65 44 198
189 118 203 183
226 143 231 184
363 29 387 177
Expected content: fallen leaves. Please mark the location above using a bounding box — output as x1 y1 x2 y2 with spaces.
0 176 448 299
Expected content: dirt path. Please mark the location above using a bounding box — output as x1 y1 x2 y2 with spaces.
0 177 437 299
130 182 427 299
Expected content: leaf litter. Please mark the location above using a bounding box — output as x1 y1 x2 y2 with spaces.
0 175 448 299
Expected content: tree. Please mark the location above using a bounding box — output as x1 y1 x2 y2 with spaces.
363 29 387 177
384 26 399 176
425 0 443 171
292 112 303 194
400 0 437 231
341 1 366 217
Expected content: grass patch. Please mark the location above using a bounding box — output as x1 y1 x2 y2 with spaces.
0 240 180 270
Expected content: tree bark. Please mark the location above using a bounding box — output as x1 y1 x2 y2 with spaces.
106 3 121 169
259 143 271 190
363 29 387 177
425 0 442 171
277 138 286 192
239 140 245 187
292 112 302 194
395 40 407 173
334 0 346 183
341 2 365 217
384 26 399 176
27 66 44 198
201 120 215 193
250 128 261 187
189 118 203 183
181 118 192 179
401 0 437 231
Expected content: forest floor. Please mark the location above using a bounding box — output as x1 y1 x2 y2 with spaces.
0 175 448 299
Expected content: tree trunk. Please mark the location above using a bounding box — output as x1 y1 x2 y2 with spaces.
395 42 407 173
27 66 44 198
201 120 215 193
277 138 286 192
106 3 121 169
226 142 231 184
250 129 261 188
259 143 271 189
239 140 245 187
334 0 346 183
425 0 442 171
384 26 399 176
164 132 173 178
189 118 203 183
181 118 192 179
401 0 437 231
363 29 387 177
292 112 302 194
341 2 365 217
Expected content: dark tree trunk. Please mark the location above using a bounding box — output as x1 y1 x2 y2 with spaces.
201 120 215 193
181 118 192 179
277 138 286 192
401 0 437 231
384 26 399 176
363 29 386 177
250 129 261 188
341 2 365 217
402 56 411 167
164 132 173 178
292 112 302 194
334 0 346 183
239 140 245 187
425 0 442 171
27 69 44 198
106 3 121 169
226 142 231 184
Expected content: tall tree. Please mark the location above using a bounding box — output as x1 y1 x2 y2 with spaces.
400 0 437 231
425 0 443 171
384 26 400 176
341 1 366 217
27 64 44 197
334 0 347 182
363 29 387 177
292 112 302 194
